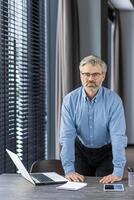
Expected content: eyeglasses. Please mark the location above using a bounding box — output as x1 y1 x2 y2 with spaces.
80 72 103 79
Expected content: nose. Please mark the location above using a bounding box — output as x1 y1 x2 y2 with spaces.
87 75 94 81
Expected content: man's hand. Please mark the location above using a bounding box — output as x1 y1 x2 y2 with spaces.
65 172 85 182
99 174 122 184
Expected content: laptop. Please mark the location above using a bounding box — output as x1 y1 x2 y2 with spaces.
6 149 67 185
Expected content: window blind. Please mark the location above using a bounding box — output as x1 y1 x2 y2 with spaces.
0 0 46 173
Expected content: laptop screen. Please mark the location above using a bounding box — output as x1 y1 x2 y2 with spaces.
6 149 35 184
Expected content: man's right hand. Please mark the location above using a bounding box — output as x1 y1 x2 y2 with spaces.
65 172 85 182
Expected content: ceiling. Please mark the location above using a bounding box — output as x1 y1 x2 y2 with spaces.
109 0 134 10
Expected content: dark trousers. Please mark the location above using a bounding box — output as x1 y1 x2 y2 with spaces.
75 138 113 177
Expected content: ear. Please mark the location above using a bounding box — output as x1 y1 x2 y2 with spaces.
102 72 106 81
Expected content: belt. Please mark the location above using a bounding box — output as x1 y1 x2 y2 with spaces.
75 137 112 152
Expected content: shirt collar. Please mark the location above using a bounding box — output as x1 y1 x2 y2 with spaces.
82 86 103 103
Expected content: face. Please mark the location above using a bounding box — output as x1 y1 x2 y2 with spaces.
80 63 106 97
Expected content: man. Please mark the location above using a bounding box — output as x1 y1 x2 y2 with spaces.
60 55 127 184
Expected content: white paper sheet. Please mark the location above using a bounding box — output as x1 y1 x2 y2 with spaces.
56 181 87 191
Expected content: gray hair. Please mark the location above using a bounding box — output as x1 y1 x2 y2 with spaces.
79 55 107 72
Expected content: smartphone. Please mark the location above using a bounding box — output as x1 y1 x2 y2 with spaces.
104 184 124 192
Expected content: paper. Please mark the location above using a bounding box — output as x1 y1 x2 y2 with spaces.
56 181 87 191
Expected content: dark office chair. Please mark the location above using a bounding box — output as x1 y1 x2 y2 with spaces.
30 159 65 176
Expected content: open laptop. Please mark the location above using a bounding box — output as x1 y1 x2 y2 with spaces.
6 149 67 185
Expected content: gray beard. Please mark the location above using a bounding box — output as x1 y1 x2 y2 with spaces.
84 85 101 96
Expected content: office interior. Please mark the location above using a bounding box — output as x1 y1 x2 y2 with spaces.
0 0 134 175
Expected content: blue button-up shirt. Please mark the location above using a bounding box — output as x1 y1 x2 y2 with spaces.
60 86 127 177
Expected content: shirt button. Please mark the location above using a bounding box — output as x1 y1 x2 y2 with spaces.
90 126 92 128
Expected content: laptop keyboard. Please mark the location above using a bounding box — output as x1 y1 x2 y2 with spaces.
31 173 53 182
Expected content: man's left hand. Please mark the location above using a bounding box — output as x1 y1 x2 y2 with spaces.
99 174 122 184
